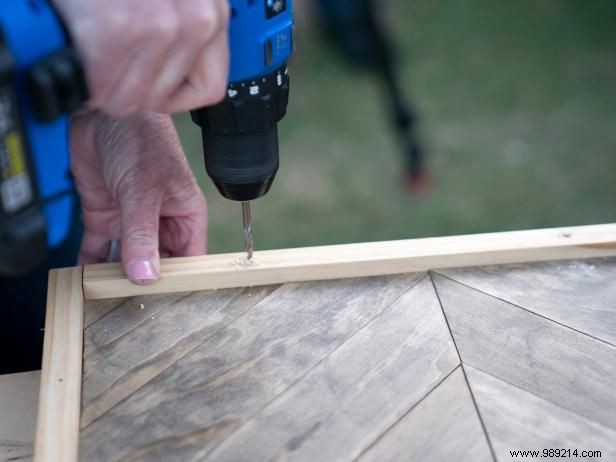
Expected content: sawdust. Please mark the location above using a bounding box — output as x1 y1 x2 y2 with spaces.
231 255 258 268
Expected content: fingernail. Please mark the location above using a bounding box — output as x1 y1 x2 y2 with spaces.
128 260 158 285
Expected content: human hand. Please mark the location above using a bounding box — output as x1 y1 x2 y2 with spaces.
53 0 230 116
70 111 207 285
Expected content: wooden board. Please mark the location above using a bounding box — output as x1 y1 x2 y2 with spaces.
358 367 493 462
439 258 616 345
32 224 616 461
205 276 458 461
466 365 616 461
432 272 616 430
0 371 40 462
83 224 616 300
79 274 429 460
81 285 281 428
34 268 83 462
75 257 616 461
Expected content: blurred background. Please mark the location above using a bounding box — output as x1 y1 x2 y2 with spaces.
174 0 616 254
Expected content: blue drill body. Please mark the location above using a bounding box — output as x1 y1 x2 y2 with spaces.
0 0 293 274
228 0 294 83
0 0 74 251
192 0 294 203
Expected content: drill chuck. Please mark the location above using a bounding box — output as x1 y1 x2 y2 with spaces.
202 128 279 202
191 65 290 202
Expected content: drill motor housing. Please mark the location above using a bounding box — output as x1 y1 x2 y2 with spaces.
191 0 294 202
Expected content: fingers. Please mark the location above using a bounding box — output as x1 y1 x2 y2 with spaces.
103 43 174 117
158 173 208 257
120 189 163 285
160 24 229 113
119 204 206 284
103 2 181 116
77 230 112 265
146 0 229 111
58 0 230 115
74 110 207 288
159 211 207 258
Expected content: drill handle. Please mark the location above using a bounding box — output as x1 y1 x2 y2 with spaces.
26 46 89 122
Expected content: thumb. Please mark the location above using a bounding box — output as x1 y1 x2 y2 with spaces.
120 193 162 285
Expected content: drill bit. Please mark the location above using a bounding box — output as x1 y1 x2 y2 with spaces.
241 201 254 260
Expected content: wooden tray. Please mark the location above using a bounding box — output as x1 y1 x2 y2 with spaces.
35 224 616 461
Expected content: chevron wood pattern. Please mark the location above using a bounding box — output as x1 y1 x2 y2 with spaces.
358 367 492 462
465 365 616 461
438 258 616 345
78 258 616 462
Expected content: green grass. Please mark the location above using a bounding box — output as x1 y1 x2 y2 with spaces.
174 0 616 254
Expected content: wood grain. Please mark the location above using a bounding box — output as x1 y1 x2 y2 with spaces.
83 224 616 300
34 268 83 462
208 276 459 461
79 273 424 461
80 285 280 428
432 273 616 430
359 367 492 462
466 365 616 461
0 371 40 462
438 257 616 345
84 297 128 328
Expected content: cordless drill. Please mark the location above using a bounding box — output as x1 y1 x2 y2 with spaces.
0 0 293 276
0 0 86 276
191 0 294 259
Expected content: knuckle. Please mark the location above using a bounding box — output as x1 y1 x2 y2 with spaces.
101 104 126 119
189 10 224 45
194 3 229 39
107 11 132 34
204 75 228 104
216 0 231 20
124 229 157 245
191 8 217 33
219 2 231 26
144 11 180 43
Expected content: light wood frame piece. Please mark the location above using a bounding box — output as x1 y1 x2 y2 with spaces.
35 223 616 461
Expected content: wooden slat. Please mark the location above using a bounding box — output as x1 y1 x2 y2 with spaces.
80 285 279 428
432 274 616 430
466 365 616 460
438 258 616 345
359 367 493 462
207 276 460 461
79 274 423 461
0 371 40 462
34 268 84 462
84 297 128 328
83 224 616 300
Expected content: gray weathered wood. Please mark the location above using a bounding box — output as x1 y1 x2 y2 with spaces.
466 365 616 461
0 371 40 462
359 367 493 462
81 285 280 428
207 276 459 461
84 297 128 328
76 259 616 461
80 273 424 461
438 258 616 345
432 273 616 430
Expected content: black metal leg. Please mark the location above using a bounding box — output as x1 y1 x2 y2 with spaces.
315 0 427 191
